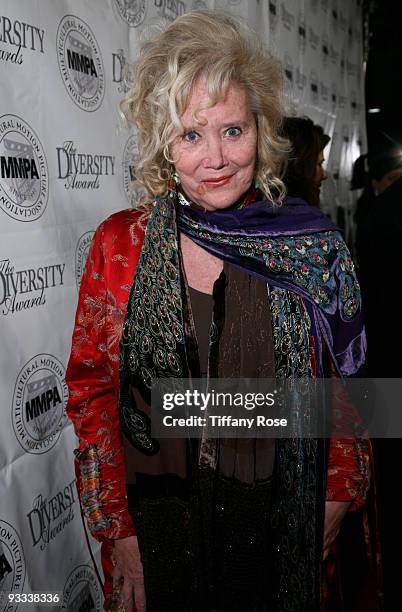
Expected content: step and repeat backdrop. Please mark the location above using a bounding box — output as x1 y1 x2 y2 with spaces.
0 1 365 610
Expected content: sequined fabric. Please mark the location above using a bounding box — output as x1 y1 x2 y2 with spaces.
267 287 325 610
127 471 273 612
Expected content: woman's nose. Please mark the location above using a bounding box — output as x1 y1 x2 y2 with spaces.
203 137 226 169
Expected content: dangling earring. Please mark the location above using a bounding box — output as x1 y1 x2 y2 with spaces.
167 170 180 198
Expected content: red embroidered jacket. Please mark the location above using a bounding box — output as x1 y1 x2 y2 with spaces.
66 208 370 543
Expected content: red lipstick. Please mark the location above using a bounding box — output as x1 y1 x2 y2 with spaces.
202 175 233 187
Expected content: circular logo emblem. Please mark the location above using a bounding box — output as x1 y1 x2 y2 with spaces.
12 354 68 455
310 70 319 105
331 81 338 109
348 24 355 49
114 0 146 27
331 0 339 35
320 80 329 103
57 15 105 112
123 134 145 205
321 32 329 68
0 521 25 612
268 0 279 32
0 115 49 223
192 0 208 8
340 48 346 78
62 565 102 611
350 91 358 117
283 54 294 100
298 12 306 53
75 231 94 288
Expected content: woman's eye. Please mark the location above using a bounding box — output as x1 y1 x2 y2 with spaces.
226 127 242 137
183 131 200 142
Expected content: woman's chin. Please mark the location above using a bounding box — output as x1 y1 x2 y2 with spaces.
193 188 252 212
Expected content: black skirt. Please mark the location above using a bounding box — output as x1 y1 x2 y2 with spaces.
127 469 273 612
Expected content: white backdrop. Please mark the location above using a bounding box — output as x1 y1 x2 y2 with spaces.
0 1 365 610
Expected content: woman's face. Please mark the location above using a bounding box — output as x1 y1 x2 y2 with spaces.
170 79 257 211
314 149 328 191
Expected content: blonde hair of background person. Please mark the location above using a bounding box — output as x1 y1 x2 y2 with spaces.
121 10 289 204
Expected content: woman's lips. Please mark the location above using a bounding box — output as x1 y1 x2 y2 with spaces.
202 175 233 187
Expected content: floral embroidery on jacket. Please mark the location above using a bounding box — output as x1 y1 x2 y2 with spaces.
66 208 150 541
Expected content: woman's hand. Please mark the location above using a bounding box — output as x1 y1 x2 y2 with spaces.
323 500 351 560
112 535 145 611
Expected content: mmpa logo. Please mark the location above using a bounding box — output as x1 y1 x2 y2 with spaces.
114 0 147 27
0 115 48 222
57 15 105 112
0 521 25 612
12 354 68 454
62 565 102 612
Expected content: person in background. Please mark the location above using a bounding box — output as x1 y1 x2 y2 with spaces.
355 147 402 374
280 116 330 208
66 11 375 612
351 154 375 237
354 147 402 611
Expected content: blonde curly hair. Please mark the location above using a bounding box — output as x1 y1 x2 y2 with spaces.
122 10 288 203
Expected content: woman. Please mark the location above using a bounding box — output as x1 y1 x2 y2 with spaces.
66 11 372 612
280 116 330 207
